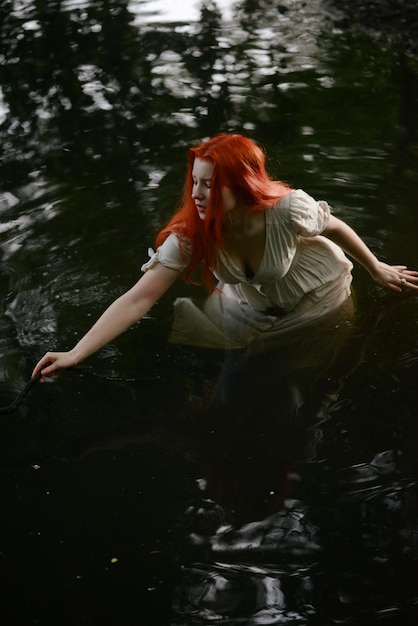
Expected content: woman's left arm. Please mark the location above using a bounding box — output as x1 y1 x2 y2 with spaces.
323 215 418 293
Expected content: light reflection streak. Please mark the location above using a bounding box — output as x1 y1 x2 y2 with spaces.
9 0 36 19
0 89 9 125
129 0 234 24
77 64 116 111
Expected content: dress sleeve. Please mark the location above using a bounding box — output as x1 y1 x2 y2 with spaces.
289 189 330 236
141 232 191 273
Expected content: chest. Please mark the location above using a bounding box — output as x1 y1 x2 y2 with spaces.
223 225 266 280
217 208 299 284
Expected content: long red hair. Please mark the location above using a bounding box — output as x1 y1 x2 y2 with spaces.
156 133 291 291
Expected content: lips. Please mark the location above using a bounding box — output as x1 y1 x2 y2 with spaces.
196 203 207 217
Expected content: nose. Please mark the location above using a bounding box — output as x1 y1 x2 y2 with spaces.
192 183 203 199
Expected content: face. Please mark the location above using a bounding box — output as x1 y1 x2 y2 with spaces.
192 158 237 221
192 158 213 221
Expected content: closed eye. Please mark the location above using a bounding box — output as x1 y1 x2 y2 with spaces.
192 177 211 188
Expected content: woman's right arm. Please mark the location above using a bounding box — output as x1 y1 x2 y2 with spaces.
32 263 180 379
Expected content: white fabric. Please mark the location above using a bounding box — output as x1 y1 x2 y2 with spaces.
141 189 353 349
141 234 192 273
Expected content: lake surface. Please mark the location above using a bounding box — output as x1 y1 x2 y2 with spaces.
0 0 417 624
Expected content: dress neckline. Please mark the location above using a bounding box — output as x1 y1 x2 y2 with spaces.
219 214 268 282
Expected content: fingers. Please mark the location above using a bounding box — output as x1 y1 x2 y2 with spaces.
31 353 58 381
396 268 418 291
387 281 403 293
32 350 77 382
375 264 418 293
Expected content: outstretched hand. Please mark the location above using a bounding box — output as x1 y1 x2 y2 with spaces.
370 263 418 293
32 351 77 381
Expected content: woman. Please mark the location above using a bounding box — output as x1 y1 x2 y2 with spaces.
32 133 418 378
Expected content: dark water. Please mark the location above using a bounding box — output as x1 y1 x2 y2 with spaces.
1 1 418 624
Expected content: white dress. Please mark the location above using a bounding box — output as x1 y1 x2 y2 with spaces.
141 189 354 350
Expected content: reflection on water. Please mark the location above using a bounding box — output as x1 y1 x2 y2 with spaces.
197 304 357 525
169 299 417 624
0 0 417 624
130 0 234 23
